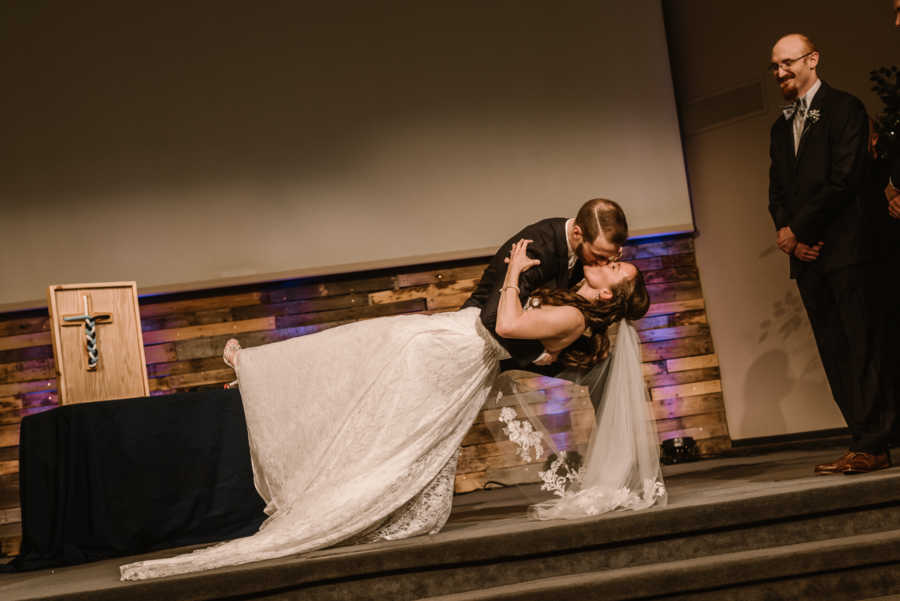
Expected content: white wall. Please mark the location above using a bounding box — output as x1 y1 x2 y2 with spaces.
663 0 897 439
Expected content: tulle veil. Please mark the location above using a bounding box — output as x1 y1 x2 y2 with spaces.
499 319 667 519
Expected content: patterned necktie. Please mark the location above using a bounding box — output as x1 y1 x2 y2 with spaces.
789 98 807 154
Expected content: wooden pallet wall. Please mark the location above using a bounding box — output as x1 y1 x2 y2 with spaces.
0 234 727 559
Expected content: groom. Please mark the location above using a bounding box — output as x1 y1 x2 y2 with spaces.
462 197 628 373
767 34 891 473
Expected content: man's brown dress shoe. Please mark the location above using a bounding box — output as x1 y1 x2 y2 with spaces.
814 450 856 474
843 451 892 474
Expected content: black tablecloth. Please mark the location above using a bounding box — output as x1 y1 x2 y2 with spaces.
9 389 266 571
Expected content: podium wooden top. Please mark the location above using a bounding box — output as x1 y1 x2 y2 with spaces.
48 282 138 292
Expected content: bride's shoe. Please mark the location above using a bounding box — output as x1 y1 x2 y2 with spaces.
223 338 242 369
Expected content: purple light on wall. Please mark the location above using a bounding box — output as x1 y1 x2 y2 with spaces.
550 431 573 450
540 387 574 416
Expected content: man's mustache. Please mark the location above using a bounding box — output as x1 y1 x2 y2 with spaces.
778 74 795 84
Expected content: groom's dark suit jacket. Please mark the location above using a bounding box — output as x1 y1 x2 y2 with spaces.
462 217 583 368
768 81 872 278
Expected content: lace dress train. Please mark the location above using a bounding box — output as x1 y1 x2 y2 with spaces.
120 307 507 580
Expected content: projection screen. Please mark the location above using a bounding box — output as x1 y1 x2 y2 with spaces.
0 0 692 309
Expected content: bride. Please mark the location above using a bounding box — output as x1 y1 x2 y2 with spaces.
120 240 662 580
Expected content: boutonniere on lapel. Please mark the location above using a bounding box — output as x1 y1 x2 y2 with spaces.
806 109 821 124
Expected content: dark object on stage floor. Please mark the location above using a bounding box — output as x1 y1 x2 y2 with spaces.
660 436 700 464
7 389 266 572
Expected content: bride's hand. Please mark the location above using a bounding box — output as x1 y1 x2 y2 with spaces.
504 239 541 274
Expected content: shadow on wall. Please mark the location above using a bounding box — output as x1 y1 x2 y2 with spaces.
740 288 833 434
740 349 791 436
758 288 823 377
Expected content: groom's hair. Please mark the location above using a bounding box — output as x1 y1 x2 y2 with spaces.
575 198 628 246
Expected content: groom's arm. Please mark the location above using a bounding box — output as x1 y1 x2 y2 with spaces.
479 237 559 332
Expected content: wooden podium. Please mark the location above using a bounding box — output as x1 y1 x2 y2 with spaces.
47 282 149 405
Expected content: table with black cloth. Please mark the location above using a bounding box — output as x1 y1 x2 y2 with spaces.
9 389 266 571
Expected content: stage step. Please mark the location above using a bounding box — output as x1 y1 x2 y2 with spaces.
99 469 900 601
4 452 900 601
419 529 900 601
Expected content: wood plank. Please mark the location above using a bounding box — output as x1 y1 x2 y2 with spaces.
144 343 177 364
651 379 722 402
139 292 263 317
231 294 369 321
642 361 665 377
0 345 54 365
655 412 729 439
645 367 721 389
0 425 18 449
426 292 472 311
0 507 20 526
141 307 233 332
1 533 21 558
640 335 714 362
0 396 20 412
172 321 352 361
368 280 477 306
142 317 276 345
641 266 700 285
646 280 702 304
0 315 50 338
18 388 59 406
0 379 55 397
0 358 55 383
146 357 229 379
276 299 427 329
629 256 664 271
630 253 696 273
0 395 57 425
0 331 52 352
645 298 705 317
696 435 732 455
667 353 719 373
634 310 707 332
150 368 235 392
651 392 725 420
262 275 397 304
638 324 709 344
0 474 18 509
0 461 17 477
396 264 488 288
453 470 488 493
622 237 694 259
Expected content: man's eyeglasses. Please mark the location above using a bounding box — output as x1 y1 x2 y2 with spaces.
767 51 815 73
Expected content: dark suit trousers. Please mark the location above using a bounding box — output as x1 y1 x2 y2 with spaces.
796 265 895 452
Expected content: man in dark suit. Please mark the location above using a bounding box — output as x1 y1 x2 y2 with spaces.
768 33 892 473
462 198 627 372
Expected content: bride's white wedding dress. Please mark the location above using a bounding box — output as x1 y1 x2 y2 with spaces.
121 308 506 580
120 306 664 581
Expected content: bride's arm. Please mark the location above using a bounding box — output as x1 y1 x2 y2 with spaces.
495 240 585 343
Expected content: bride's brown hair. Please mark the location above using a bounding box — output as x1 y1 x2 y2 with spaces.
533 268 650 369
